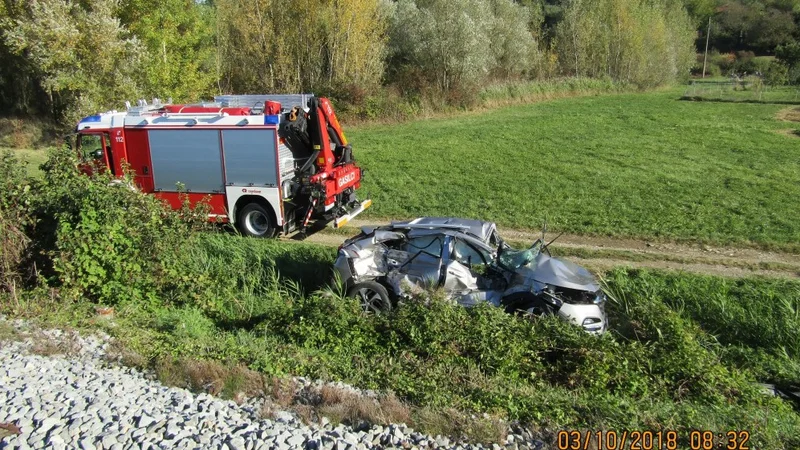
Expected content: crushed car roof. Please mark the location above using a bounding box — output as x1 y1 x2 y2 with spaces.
390 217 497 242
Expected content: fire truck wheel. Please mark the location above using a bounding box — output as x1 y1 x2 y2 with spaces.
347 281 392 314
237 203 277 238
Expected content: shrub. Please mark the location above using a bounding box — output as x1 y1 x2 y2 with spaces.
709 51 736 73
0 118 51 149
691 55 721 77
26 146 209 306
776 41 800 85
0 151 34 295
112 262 800 447
764 61 789 86
327 84 422 123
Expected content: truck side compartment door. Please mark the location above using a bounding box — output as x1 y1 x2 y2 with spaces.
122 129 154 192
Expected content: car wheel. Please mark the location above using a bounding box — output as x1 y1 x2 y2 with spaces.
503 293 554 316
347 281 392 314
237 203 277 238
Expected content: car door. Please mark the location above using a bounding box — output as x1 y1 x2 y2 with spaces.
391 233 446 290
443 237 492 305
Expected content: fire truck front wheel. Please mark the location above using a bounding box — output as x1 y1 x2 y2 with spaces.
237 203 277 238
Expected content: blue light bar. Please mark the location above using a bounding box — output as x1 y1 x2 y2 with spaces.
265 115 280 125
79 114 102 123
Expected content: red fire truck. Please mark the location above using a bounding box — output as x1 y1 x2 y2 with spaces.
73 94 371 238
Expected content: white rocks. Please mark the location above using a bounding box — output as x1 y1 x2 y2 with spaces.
0 315 546 450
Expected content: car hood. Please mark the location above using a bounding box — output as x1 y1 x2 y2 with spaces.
519 253 600 291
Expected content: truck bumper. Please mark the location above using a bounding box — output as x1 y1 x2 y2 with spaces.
332 199 372 229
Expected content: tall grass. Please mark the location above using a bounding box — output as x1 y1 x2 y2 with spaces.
174 234 336 323
478 77 622 107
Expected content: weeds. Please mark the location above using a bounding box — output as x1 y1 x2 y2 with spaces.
29 331 80 356
154 357 265 402
315 386 412 430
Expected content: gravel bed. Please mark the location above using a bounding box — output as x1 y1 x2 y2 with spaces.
0 316 545 450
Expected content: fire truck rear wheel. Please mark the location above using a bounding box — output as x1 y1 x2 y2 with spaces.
237 203 277 238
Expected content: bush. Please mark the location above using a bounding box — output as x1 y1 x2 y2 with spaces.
0 151 34 295
0 118 56 149
776 41 800 85
764 61 789 86
325 84 422 123
690 53 720 77
25 147 210 306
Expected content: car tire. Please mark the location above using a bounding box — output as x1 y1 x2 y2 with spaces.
502 293 554 316
237 203 277 238
347 281 392 314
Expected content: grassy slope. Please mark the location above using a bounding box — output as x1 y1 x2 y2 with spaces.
89 238 800 448
1 147 48 177
349 89 800 250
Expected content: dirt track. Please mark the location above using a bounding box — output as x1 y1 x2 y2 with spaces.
286 219 800 280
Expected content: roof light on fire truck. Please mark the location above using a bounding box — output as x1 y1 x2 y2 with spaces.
79 114 102 123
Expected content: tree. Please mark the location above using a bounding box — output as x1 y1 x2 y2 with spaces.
489 0 540 80
556 0 695 88
215 0 387 94
710 1 797 54
0 0 44 116
387 0 541 96
117 0 217 101
1 0 144 124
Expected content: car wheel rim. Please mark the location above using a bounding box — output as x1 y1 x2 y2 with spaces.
244 210 270 235
356 288 386 313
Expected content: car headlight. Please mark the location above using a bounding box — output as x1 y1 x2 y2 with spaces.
582 317 603 332
593 291 606 305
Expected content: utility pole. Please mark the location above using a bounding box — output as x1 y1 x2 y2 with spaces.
702 17 711 78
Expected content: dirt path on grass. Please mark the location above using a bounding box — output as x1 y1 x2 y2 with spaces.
287 219 800 280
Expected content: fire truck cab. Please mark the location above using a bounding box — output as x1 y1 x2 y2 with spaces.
73 94 371 238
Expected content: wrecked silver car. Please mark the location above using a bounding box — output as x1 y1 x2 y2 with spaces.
334 217 608 334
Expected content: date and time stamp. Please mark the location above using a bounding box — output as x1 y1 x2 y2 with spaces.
555 430 751 450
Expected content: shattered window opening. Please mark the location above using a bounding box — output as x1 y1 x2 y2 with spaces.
404 235 444 258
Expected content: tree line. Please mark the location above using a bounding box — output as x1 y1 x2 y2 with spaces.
0 0 732 127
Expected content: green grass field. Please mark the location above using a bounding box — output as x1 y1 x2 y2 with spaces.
1 146 48 177
349 88 800 251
